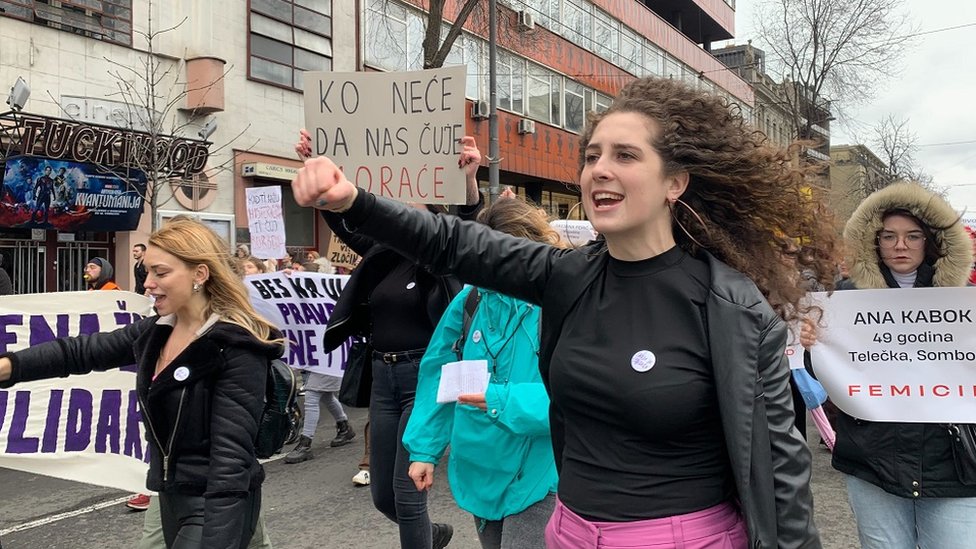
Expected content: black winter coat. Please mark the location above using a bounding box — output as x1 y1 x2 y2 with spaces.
826 183 976 498
332 191 822 549
1 315 282 549
321 200 481 352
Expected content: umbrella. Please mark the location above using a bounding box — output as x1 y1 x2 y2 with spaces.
792 367 836 450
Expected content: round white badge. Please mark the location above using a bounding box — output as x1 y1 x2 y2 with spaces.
631 350 656 373
406 282 416 290
174 366 190 381
472 330 482 343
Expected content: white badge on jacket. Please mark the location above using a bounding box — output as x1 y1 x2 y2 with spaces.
631 350 656 372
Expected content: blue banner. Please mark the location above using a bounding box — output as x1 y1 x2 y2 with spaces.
0 156 147 231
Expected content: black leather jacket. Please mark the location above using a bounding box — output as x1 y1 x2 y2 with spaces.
337 192 821 549
2 315 282 549
321 200 481 352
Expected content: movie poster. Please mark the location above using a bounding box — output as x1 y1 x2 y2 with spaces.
0 156 147 232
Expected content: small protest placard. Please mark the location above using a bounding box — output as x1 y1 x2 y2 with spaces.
302 66 468 205
245 186 286 259
327 233 361 270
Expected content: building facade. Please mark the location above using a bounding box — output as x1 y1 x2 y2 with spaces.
0 0 751 293
829 144 889 229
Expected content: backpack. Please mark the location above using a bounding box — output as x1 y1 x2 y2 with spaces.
451 289 482 361
255 358 301 459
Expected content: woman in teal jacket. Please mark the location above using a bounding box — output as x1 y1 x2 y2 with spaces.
404 197 562 549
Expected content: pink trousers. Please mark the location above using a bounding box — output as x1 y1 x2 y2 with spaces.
544 498 749 549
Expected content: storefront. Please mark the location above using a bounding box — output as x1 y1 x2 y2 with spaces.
0 111 210 293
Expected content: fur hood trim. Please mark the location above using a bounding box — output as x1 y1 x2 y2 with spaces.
844 183 972 289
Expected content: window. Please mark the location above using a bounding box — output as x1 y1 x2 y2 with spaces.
643 42 663 76
363 0 424 72
497 50 525 114
592 9 617 62
249 0 333 89
526 64 559 125
0 0 133 45
664 56 682 79
563 80 586 133
618 27 641 76
562 0 591 50
521 0 559 30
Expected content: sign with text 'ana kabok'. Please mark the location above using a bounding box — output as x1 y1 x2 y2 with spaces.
809 287 976 423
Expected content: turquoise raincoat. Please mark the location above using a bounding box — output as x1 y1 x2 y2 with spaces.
403 286 557 520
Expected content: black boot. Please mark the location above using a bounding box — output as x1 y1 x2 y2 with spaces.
330 420 356 447
432 523 454 549
284 435 313 464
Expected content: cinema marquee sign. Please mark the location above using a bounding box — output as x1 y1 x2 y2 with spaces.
17 114 209 178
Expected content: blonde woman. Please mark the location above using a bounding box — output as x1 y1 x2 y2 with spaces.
0 217 283 549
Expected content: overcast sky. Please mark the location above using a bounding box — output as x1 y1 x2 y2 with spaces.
728 0 976 210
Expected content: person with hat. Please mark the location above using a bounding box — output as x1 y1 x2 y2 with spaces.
85 257 120 291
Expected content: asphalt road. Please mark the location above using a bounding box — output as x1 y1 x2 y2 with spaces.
0 409 858 548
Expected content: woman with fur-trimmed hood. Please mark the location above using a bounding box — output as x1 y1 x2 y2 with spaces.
831 182 976 549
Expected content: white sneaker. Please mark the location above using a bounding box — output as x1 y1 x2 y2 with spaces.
352 469 370 486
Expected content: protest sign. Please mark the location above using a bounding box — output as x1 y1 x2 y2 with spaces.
810 287 976 422
302 66 468 205
0 291 154 493
245 185 286 259
246 271 352 376
327 233 361 270
549 220 597 247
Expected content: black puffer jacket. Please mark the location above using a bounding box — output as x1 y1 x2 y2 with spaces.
333 191 821 549
1 315 283 548
829 183 976 498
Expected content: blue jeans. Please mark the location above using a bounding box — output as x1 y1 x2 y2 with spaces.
370 356 431 549
846 474 976 549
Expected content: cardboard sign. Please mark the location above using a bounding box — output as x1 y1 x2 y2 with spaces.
810 287 976 422
302 66 468 205
327 233 361 270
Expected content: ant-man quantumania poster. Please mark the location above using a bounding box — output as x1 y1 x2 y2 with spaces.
0 156 147 232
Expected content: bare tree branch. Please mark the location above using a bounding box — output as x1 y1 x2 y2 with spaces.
756 0 916 140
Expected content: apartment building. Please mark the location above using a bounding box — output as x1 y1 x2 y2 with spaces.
0 0 750 293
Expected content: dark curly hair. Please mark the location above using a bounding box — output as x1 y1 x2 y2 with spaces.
580 77 837 321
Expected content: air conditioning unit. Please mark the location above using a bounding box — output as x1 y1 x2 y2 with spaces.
517 118 536 135
517 10 535 31
471 100 489 120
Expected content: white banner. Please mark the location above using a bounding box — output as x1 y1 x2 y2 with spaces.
245 185 286 259
810 287 976 422
246 272 353 376
302 66 468 205
0 291 154 493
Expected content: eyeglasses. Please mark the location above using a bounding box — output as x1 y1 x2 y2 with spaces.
877 233 926 249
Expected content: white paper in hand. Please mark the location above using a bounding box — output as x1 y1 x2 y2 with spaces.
436 360 490 404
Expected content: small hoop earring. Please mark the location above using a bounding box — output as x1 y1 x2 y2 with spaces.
668 198 709 249
192 282 201 292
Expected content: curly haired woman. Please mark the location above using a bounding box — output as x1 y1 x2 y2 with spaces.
291 77 836 549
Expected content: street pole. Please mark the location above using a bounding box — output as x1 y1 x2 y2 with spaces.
488 0 499 202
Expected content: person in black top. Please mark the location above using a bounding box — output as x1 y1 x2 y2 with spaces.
292 77 838 548
133 243 148 295
295 131 483 549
